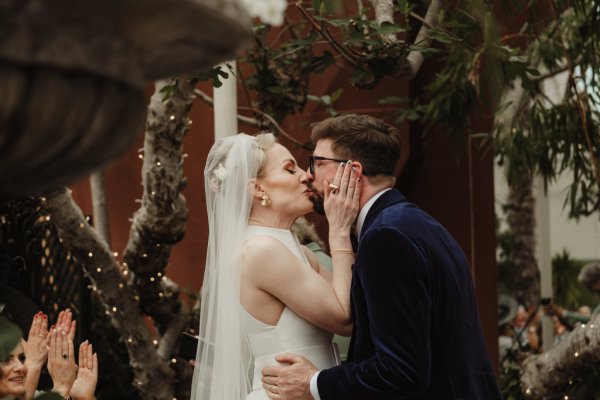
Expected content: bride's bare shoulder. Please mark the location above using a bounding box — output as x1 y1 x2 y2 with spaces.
241 235 295 269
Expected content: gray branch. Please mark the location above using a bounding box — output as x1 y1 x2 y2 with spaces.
89 171 111 245
521 313 600 397
368 0 395 43
405 0 441 79
123 78 194 332
45 188 176 400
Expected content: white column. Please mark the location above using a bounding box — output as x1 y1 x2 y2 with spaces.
536 69 568 351
213 61 238 141
534 175 554 350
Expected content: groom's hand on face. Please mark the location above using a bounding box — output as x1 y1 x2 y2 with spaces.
262 353 317 400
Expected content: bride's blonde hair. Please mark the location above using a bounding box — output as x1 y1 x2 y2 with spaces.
255 132 276 176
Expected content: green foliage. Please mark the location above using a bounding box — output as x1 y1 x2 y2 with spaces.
245 25 329 123
307 88 343 116
493 1 600 220
378 96 426 124
237 0 600 218
193 65 231 88
499 349 527 400
314 12 411 89
552 250 584 309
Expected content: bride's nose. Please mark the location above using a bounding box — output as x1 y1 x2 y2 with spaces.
299 170 309 184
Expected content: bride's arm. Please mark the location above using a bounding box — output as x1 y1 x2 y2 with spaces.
242 164 359 336
242 237 353 336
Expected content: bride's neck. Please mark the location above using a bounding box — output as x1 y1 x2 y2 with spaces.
248 208 296 230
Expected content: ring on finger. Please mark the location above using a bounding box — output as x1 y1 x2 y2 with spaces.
62 354 68 360
328 183 339 193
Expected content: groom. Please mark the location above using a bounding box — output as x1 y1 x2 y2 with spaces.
262 114 501 399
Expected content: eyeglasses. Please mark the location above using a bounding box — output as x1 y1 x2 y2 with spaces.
308 156 349 175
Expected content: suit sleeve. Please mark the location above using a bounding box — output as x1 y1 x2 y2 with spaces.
317 227 433 399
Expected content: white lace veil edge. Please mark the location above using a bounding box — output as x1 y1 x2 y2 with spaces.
191 134 260 400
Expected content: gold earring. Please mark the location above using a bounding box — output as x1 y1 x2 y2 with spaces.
261 194 271 206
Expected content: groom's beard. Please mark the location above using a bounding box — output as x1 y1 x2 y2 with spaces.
308 183 325 215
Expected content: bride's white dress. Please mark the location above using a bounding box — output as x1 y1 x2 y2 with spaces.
243 226 340 400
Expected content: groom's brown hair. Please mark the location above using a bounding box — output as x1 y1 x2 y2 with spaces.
311 114 401 177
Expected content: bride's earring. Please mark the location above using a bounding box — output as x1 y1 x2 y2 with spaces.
261 194 271 206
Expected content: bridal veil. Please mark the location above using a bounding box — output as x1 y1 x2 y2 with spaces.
191 134 262 399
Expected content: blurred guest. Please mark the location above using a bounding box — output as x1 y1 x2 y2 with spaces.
497 295 518 363
545 262 600 324
291 217 332 269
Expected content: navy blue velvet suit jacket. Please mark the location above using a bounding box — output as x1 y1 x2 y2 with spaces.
317 189 501 399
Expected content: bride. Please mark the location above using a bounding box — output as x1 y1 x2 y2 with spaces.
191 133 359 399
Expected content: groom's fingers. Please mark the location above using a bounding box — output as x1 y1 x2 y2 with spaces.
262 365 282 378
274 352 306 364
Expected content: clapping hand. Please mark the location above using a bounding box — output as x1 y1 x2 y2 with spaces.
47 327 78 398
24 312 49 400
69 341 98 400
25 311 49 370
56 308 77 342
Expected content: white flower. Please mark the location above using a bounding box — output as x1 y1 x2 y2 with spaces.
213 163 228 181
209 176 222 193
209 163 227 192
241 0 287 26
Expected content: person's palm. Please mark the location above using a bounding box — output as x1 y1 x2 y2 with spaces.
69 341 98 400
70 368 96 400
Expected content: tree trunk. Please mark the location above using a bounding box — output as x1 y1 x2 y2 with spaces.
521 313 600 398
45 188 176 400
123 78 194 333
504 174 540 307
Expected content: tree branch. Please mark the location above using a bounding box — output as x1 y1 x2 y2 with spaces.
193 88 259 126
369 0 395 43
45 188 175 400
193 88 312 149
123 78 192 332
89 171 111 245
521 313 600 397
406 0 441 79
295 2 360 68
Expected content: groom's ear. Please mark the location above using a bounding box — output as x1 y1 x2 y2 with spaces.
247 178 265 199
349 161 363 178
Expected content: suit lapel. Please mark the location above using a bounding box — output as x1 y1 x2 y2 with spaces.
347 190 405 362
359 189 406 239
